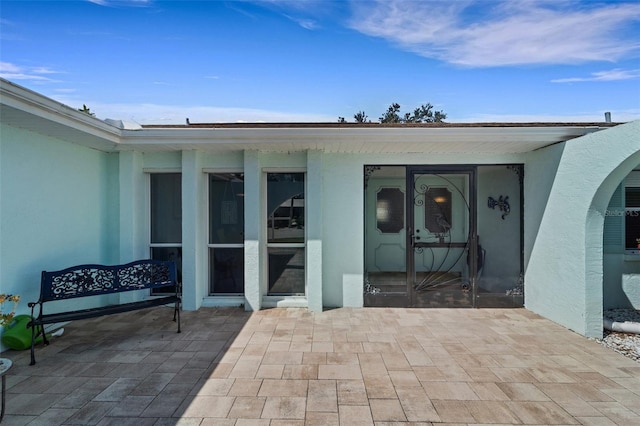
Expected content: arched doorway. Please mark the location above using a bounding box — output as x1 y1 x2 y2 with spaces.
592 155 640 328
526 121 640 337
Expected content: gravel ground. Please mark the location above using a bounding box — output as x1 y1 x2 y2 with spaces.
593 309 640 363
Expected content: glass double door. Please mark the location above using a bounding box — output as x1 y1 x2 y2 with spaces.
364 165 523 308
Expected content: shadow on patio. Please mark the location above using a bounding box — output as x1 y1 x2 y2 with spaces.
2 306 640 425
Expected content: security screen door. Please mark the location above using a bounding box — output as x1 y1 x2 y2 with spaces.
407 167 476 308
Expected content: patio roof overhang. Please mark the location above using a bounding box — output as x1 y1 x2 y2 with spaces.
1 78 619 154
0 79 120 151
119 125 605 154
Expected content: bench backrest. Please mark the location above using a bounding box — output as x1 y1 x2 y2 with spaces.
39 259 177 302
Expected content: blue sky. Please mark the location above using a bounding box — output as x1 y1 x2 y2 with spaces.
1 0 639 124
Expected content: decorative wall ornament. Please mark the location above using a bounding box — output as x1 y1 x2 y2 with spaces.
506 274 524 296
507 165 524 184
364 276 381 295
363 166 381 189
488 195 510 219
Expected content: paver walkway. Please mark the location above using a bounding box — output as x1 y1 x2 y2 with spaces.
2 307 640 425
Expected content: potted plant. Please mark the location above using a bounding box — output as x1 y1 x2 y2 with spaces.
0 294 20 329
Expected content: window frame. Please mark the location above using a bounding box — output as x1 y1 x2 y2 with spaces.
207 170 245 296
147 171 183 294
625 173 640 254
264 169 307 296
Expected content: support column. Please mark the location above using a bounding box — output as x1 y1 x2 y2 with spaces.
118 151 146 304
306 150 323 312
244 151 262 311
118 151 145 262
182 150 205 311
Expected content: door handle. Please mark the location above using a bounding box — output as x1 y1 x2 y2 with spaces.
409 227 421 247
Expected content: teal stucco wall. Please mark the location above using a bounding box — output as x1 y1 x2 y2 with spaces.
0 123 119 331
525 121 640 337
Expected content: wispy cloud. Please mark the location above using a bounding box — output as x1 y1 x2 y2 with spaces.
284 15 319 30
250 0 329 30
80 102 336 124
348 0 640 67
253 0 324 12
46 92 335 123
0 62 64 83
452 109 640 123
87 0 153 7
552 68 640 83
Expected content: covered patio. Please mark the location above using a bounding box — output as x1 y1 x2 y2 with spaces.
2 306 640 425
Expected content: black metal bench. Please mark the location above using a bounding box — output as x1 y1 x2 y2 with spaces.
27 259 181 365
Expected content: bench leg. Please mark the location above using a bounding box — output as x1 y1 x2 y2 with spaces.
41 325 50 346
29 324 48 366
174 303 181 333
29 324 38 366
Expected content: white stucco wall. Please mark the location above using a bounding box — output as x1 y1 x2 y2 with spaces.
0 123 118 331
182 150 206 311
525 121 640 337
321 154 365 308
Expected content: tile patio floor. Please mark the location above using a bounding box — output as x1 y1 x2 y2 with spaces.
2 306 640 425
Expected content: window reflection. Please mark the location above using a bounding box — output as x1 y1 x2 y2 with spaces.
267 172 305 295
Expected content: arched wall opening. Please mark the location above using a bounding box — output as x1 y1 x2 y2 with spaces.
525 121 640 337
587 152 640 335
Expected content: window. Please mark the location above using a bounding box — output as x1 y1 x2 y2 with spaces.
376 187 404 234
267 172 305 295
209 173 244 294
604 171 640 254
149 173 182 293
626 186 640 252
424 187 452 234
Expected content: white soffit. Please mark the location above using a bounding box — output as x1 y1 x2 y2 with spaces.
117 126 602 154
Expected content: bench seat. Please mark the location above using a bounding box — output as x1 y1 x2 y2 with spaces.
28 259 181 365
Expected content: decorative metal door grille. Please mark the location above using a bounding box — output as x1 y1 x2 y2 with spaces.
409 170 475 307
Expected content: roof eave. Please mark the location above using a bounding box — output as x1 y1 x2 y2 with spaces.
117 125 606 154
0 78 121 151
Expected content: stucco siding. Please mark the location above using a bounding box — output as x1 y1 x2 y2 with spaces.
525 120 640 337
321 154 365 308
523 143 565 271
0 123 118 323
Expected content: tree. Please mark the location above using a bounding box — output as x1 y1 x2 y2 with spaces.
379 103 401 123
354 111 368 123
378 102 446 123
433 110 447 122
407 103 447 123
78 104 95 117
337 117 346 123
